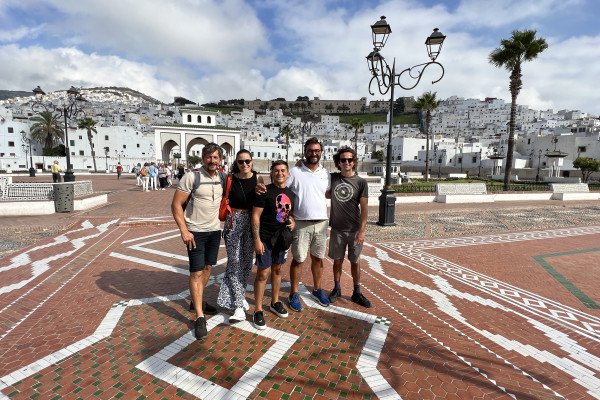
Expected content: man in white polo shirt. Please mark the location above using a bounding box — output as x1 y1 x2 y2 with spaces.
286 137 331 311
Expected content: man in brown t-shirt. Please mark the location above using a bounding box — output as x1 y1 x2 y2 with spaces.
326 146 371 308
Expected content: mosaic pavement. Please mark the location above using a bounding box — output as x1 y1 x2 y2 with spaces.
1 209 600 399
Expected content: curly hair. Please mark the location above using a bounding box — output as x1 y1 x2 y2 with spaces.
333 146 358 171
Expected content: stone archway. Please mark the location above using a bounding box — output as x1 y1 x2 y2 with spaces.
162 140 179 165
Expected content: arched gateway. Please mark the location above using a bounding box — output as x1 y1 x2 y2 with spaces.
152 107 240 168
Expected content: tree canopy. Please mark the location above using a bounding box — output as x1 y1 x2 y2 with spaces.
573 157 600 182
30 111 64 150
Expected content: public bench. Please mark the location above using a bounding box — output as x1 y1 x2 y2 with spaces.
550 183 599 201
435 183 494 203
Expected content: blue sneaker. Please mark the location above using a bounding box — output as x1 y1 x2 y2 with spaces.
288 293 302 312
311 289 330 307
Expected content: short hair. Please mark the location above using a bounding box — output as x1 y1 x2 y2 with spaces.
202 143 223 159
270 160 289 171
333 146 358 171
304 137 323 152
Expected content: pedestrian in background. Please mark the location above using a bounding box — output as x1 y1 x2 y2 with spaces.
116 163 123 179
51 160 62 183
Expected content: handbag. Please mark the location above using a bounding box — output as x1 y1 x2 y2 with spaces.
219 174 233 224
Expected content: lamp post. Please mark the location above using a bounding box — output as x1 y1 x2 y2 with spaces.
536 149 542 182
459 144 463 173
478 149 482 177
32 86 86 182
367 16 446 225
21 131 35 176
104 147 109 173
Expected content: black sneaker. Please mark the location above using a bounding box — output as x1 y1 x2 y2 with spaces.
194 317 208 340
329 288 341 303
351 292 372 308
253 311 266 330
189 301 218 315
269 301 288 318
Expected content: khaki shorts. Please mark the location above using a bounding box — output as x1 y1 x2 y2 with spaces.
291 220 328 263
327 228 363 263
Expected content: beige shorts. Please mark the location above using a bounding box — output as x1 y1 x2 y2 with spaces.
291 220 328 263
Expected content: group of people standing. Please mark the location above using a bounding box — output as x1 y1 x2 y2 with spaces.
134 162 186 191
172 138 370 340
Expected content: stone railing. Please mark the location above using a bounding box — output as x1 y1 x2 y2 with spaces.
0 180 94 201
550 183 599 201
435 183 494 203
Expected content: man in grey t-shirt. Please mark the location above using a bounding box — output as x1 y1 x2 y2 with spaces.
326 146 371 308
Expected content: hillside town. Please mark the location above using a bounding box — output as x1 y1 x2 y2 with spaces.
0 87 598 182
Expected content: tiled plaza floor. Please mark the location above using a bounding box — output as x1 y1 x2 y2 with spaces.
1 174 599 399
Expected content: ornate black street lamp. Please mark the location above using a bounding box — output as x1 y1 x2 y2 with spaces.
367 16 446 225
21 130 35 176
32 86 86 182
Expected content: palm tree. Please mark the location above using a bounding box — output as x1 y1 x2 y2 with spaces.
78 117 98 172
350 118 364 153
489 29 548 190
30 111 64 151
279 125 293 162
414 91 441 182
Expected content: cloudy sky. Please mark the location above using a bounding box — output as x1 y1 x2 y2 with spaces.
0 0 598 114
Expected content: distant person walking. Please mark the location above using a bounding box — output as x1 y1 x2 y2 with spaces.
149 162 158 190
141 163 150 192
116 163 123 179
134 163 142 186
51 160 62 183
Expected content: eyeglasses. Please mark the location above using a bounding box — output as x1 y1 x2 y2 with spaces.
237 159 252 165
306 149 322 154
340 158 354 163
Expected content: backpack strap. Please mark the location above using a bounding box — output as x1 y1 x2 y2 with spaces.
186 171 201 213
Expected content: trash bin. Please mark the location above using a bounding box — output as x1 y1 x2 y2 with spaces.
53 183 74 213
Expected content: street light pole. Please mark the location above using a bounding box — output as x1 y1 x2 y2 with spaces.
367 16 446 226
478 149 482 177
32 86 86 182
104 147 109 173
21 131 35 176
536 149 542 182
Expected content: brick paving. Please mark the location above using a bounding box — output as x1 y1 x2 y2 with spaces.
1 173 600 399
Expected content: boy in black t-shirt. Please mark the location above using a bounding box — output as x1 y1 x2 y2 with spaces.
250 160 296 330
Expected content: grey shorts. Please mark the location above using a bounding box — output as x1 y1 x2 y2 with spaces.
327 228 363 263
291 220 328 263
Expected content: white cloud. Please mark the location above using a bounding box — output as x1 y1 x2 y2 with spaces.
0 0 598 115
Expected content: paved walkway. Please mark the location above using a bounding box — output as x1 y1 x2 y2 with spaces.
1 174 599 399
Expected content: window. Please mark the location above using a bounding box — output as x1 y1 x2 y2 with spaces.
8 127 13 133
578 146 586 153
79 150 84 155
207 116 212 123
79 135 83 139
187 115 192 122
472 156 477 163
70 140 75 146
421 146 425 150
258 152 261 157
123 145 126 149
8 141 14 147
105 135 109 140
137 144 140 148
197 116 201 123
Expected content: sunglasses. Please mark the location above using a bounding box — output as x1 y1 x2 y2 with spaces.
339 158 354 163
237 159 252 165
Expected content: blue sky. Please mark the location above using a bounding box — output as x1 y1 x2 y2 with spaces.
0 0 598 115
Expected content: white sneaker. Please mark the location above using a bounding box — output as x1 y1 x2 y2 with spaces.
242 299 250 311
229 308 246 324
